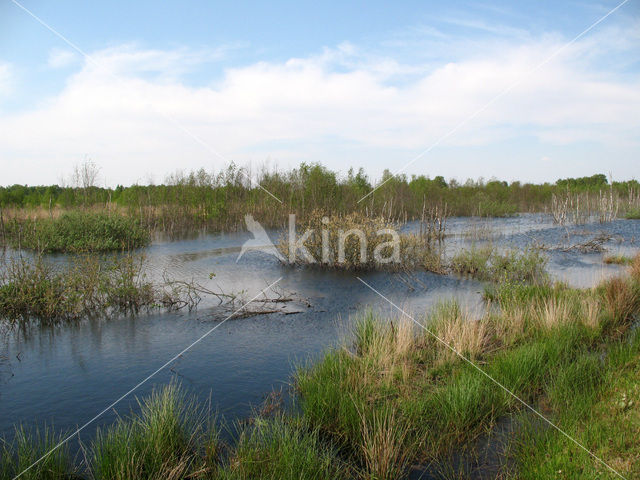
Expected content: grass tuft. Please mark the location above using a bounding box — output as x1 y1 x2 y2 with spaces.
91 383 216 480
0 425 75 480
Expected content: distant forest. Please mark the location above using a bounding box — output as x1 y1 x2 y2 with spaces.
1 164 638 230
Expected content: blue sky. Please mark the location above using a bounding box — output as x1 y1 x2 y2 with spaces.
0 0 638 186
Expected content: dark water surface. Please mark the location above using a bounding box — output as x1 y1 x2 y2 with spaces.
1 214 639 447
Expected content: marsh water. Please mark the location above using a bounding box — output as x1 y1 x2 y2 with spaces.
1 214 639 449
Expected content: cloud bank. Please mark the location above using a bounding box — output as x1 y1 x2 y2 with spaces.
1 24 639 186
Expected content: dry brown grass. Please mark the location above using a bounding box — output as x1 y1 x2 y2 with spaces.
581 296 601 329
535 298 573 330
355 316 416 383
430 304 491 363
602 276 640 324
490 306 529 345
631 253 640 281
358 407 411 480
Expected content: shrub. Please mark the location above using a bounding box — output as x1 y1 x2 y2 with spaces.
278 210 444 272
625 207 640 219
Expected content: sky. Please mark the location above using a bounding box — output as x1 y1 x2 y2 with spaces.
0 0 638 187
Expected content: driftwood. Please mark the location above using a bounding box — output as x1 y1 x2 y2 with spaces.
530 233 612 253
159 275 311 319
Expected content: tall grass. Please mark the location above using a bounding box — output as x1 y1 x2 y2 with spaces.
220 415 343 479
0 255 157 325
450 246 548 284
5 212 150 253
0 425 76 480
0 385 344 480
91 384 214 480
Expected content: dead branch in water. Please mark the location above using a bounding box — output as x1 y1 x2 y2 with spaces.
160 276 311 319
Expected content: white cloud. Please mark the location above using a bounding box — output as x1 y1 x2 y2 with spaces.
48 48 77 68
0 28 639 186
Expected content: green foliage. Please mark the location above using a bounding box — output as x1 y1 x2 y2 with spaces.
6 212 150 253
556 173 608 189
2 166 638 235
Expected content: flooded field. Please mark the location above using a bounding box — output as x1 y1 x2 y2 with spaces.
1 214 639 448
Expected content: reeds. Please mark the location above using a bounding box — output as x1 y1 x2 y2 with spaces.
0 255 186 325
4 212 150 253
450 246 548 284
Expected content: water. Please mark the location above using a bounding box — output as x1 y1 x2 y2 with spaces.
1 214 639 446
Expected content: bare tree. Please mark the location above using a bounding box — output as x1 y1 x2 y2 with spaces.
72 157 101 206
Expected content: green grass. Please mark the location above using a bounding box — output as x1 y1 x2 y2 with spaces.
507 331 640 479
450 246 549 284
6 212 150 253
0 425 76 480
295 255 640 478
0 385 345 480
218 415 344 479
91 383 215 480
